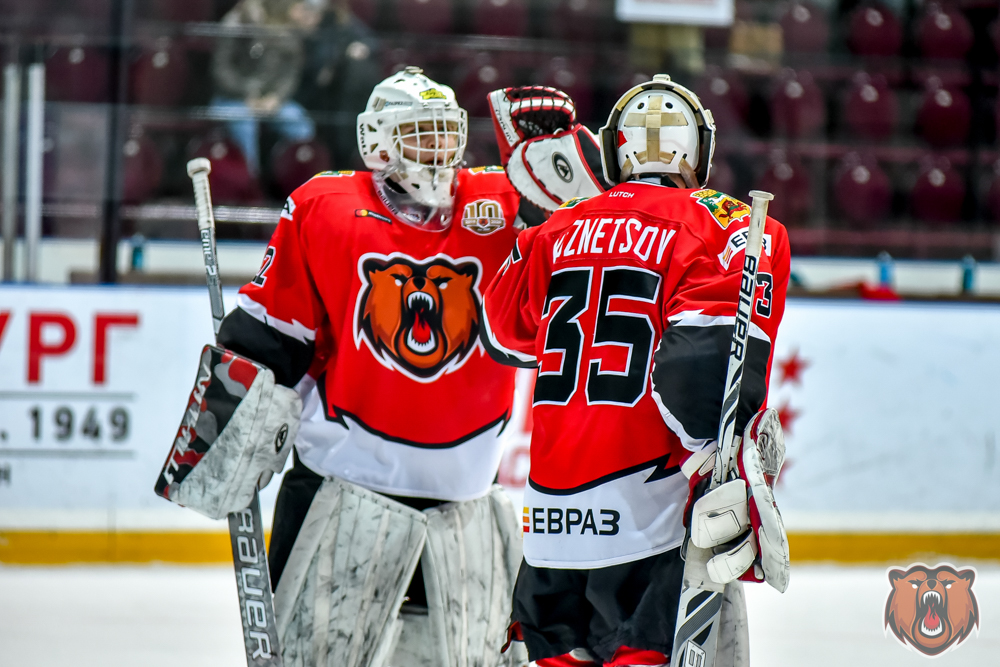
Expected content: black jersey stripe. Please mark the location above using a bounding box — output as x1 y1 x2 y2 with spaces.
217 306 315 388
651 322 771 443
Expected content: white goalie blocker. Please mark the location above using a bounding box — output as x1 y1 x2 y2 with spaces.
274 478 524 667
154 345 302 519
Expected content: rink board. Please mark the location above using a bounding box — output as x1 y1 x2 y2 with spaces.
1 287 999 563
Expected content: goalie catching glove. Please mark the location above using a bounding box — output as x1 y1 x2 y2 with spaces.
682 408 790 593
154 345 301 520
488 86 606 214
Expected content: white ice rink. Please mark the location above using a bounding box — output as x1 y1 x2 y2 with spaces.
1 564 997 666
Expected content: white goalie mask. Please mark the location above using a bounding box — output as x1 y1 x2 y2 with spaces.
357 67 468 229
600 74 717 187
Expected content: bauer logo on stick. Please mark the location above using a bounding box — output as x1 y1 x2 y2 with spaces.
885 563 980 657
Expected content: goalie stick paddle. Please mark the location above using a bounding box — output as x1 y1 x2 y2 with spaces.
670 190 773 667
187 158 284 667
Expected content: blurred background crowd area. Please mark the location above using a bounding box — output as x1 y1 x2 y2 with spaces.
3 0 1000 260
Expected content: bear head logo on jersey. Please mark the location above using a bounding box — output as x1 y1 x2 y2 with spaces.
355 253 482 381
885 564 979 656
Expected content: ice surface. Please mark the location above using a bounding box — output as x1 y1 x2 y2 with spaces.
1 564 997 666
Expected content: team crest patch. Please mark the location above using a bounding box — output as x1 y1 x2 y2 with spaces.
354 252 483 382
558 196 589 209
691 189 751 230
461 199 505 235
885 563 980 657
419 88 446 100
469 165 505 174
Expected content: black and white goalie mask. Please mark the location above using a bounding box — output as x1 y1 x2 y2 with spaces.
357 66 469 231
599 74 717 187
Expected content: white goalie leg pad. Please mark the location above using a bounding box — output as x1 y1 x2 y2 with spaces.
273 477 427 667
157 345 301 519
716 581 750 667
409 485 522 667
690 479 750 549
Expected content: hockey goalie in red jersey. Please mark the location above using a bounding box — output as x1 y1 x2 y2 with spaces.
482 75 792 667
193 67 556 667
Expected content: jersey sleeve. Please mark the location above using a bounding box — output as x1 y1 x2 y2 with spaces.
479 225 548 368
650 217 790 452
217 193 326 387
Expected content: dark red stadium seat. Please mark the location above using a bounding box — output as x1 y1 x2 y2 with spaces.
756 152 812 226
842 72 897 141
271 139 332 197
707 157 735 196
770 69 825 139
540 57 593 122
696 68 749 135
912 157 964 224
986 160 1000 224
382 48 419 76
46 46 110 103
780 2 830 53
350 0 379 26
395 0 453 34
833 153 891 227
121 130 164 204
917 3 973 60
916 80 971 148
847 2 903 57
550 0 609 42
454 53 514 117
189 135 263 205
138 0 214 22
472 0 529 37
129 42 189 106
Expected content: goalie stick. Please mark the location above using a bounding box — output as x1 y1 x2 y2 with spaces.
187 158 284 667
670 190 773 667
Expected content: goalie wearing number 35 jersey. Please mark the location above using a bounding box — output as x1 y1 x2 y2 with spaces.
481 171 790 570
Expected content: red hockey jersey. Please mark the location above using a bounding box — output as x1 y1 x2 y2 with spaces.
218 168 521 501
481 180 790 567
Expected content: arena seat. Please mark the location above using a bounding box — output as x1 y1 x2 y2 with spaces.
832 153 891 227
549 0 608 42
349 0 379 27
463 126 501 169
46 46 110 103
472 0 529 38
695 68 749 135
842 72 897 141
779 2 830 53
271 139 332 197
454 52 514 118
756 152 812 226
847 2 903 57
129 42 189 106
395 0 453 34
770 69 825 139
539 56 593 122
189 135 263 204
707 156 735 196
912 157 965 224
121 131 164 204
916 3 973 60
138 0 214 22
916 80 971 148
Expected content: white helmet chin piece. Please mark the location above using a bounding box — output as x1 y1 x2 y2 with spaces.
599 74 716 187
357 66 468 224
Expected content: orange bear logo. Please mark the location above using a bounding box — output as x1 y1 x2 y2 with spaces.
355 253 481 381
885 564 979 657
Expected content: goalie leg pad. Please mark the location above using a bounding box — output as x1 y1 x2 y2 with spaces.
416 485 523 667
273 477 427 667
716 581 750 667
154 345 301 519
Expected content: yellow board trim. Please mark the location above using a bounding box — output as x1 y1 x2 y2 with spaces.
2 531 999 565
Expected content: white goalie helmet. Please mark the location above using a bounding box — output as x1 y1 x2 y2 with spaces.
600 74 717 187
357 67 468 227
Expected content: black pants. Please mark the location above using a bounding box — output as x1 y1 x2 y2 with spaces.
267 451 444 606
511 548 685 663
